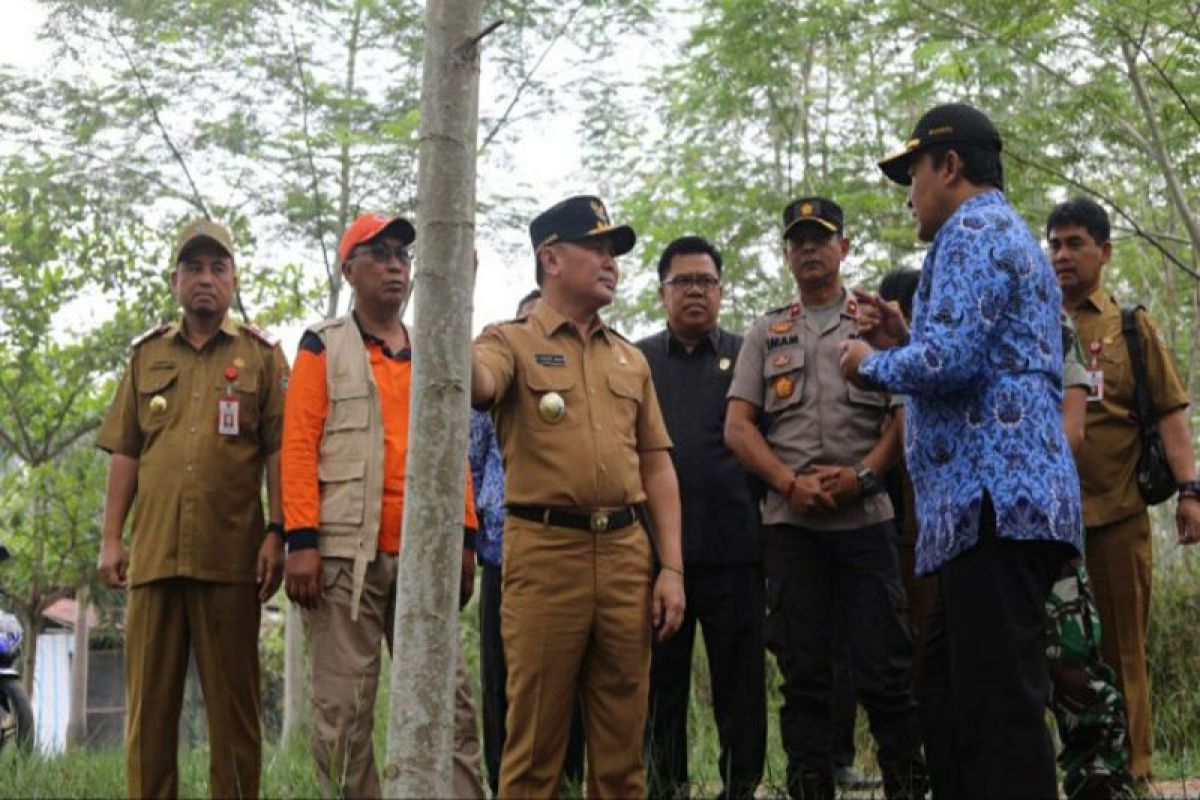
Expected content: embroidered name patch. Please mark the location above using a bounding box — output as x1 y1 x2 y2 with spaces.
534 353 566 367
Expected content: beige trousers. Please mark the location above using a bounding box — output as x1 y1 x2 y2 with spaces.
1085 511 1153 778
498 519 654 799
125 579 262 799
305 553 484 798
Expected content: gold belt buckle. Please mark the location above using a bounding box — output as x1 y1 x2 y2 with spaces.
589 511 611 532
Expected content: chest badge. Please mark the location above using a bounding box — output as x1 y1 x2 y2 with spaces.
773 375 795 399
718 357 732 372
538 392 566 424
772 353 791 368
770 320 793 335
149 395 168 413
233 357 246 369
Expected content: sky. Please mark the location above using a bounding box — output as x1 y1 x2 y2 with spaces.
0 0 652 355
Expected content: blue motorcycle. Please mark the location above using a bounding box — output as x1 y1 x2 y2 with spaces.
0 543 33 753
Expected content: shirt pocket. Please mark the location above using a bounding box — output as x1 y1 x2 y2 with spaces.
762 346 804 415
606 371 642 446
136 363 180 432
318 458 366 526
220 370 261 433
326 380 371 432
846 384 888 409
522 367 579 431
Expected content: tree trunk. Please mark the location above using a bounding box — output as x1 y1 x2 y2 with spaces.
1120 41 1200 259
382 0 483 795
67 585 89 748
281 601 309 743
20 605 38 696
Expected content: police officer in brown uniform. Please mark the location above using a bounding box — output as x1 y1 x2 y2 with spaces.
1048 196 1200 782
97 219 288 799
724 198 926 800
470 195 686 799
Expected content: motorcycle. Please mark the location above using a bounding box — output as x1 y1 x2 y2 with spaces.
0 543 33 753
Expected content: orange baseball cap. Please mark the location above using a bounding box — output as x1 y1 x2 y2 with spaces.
339 212 416 262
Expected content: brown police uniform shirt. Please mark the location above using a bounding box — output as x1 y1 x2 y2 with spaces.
728 290 895 531
1070 288 1189 528
96 316 289 586
473 301 672 508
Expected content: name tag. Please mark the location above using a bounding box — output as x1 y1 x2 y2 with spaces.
1086 369 1104 402
534 353 566 367
218 396 240 435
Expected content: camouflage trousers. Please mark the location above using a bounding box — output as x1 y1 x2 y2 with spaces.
1045 555 1134 798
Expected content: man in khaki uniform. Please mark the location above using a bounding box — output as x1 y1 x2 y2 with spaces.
1048 196 1200 781
97 219 288 798
471 195 686 799
724 197 925 800
281 212 484 799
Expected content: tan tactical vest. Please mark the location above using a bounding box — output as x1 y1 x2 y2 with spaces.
310 316 386 619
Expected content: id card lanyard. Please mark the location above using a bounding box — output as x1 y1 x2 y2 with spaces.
218 365 240 435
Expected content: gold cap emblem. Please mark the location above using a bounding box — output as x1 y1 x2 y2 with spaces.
590 200 608 223
799 202 813 216
538 392 566 424
149 395 168 413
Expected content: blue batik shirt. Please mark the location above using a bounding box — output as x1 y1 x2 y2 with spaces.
469 410 505 567
859 190 1082 575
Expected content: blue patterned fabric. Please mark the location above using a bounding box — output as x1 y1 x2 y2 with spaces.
469 410 506 567
860 190 1082 575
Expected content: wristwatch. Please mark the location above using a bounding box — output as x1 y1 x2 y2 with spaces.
855 463 883 497
1178 480 1200 501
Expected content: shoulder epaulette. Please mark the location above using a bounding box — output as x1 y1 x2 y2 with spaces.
309 316 348 334
495 315 532 327
764 301 799 317
130 323 170 349
608 326 633 345
241 322 279 348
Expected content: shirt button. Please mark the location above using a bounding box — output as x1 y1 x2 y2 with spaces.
192 392 200 401
189 426 196 434
593 423 601 430
599 463 607 472
185 464 193 473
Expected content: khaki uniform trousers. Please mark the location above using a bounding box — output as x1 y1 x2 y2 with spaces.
125 578 262 799
1085 511 1153 777
499 518 653 799
305 553 484 799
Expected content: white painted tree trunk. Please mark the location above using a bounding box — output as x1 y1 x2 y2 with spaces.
383 0 483 795
67 586 89 748
281 601 309 743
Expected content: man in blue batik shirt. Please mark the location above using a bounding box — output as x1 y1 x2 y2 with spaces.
840 103 1082 800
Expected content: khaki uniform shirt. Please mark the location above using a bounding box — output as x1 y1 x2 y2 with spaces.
1061 313 1090 390
728 291 894 531
1070 288 1188 528
96 316 289 586
473 301 672 508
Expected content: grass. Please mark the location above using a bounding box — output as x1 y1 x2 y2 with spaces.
4 547 1198 798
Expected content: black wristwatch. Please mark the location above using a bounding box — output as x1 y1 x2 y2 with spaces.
855 463 883 497
1178 480 1200 501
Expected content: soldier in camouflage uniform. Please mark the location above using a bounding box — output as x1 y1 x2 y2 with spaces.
1045 314 1134 800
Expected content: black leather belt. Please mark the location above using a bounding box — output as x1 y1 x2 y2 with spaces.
507 504 637 533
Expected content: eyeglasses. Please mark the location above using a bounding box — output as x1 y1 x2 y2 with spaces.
662 274 721 291
355 242 413 264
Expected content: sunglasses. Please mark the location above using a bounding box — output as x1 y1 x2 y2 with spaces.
355 242 413 264
662 274 721 290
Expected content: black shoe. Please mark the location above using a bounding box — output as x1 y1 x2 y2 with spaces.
787 769 835 800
